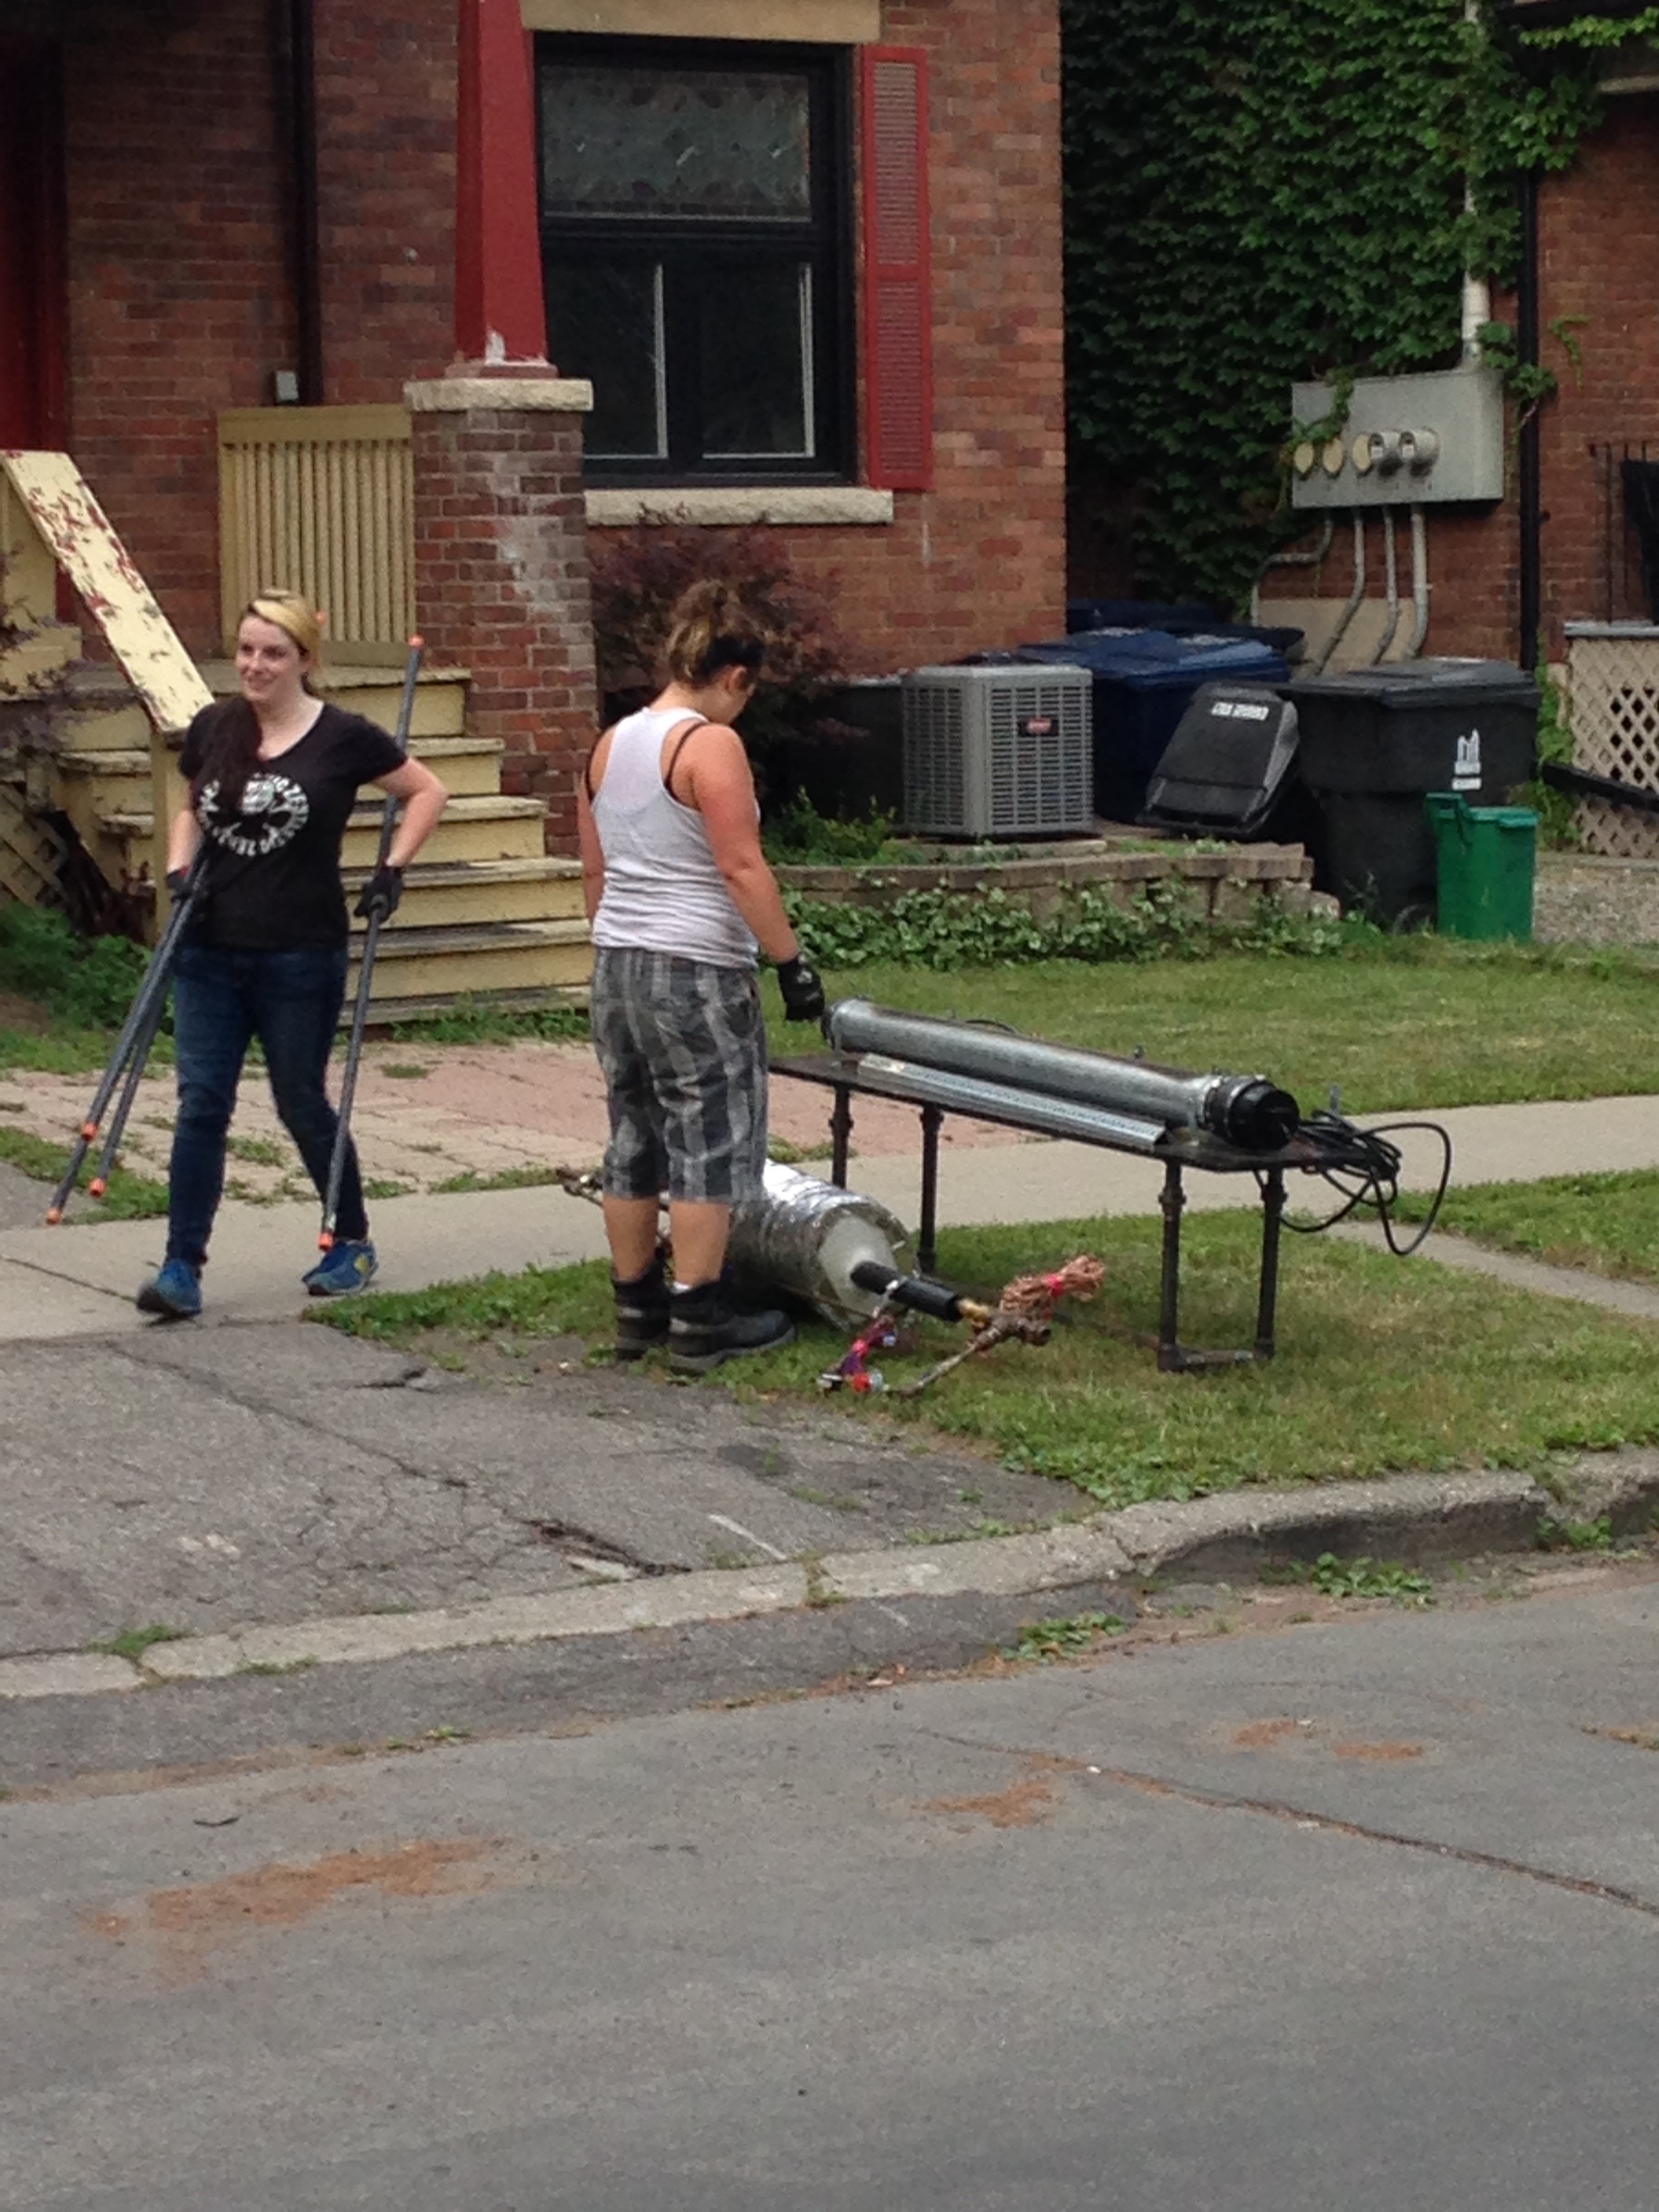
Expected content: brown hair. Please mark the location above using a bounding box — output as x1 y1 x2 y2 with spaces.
661 580 768 688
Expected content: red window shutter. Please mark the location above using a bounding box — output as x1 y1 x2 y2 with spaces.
860 47 933 493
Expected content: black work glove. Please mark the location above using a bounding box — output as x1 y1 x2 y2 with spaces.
165 868 193 901
776 951 826 1025
354 864 404 922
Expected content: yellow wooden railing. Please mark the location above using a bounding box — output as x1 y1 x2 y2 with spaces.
217 405 415 657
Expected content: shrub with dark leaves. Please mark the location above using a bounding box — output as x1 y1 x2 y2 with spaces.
589 517 861 802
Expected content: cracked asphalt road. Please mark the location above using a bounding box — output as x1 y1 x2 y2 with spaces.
0 1319 1064 1655
3 1571 1657 2209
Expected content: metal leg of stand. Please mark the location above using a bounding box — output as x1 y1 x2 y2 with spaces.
1255 1166 1286 1359
1157 1159 1185 1372
829 1086 853 1187
918 1104 943 1274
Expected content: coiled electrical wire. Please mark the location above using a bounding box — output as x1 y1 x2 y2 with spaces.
1273 1112 1453 1256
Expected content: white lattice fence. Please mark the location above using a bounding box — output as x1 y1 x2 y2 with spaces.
1565 630 1659 858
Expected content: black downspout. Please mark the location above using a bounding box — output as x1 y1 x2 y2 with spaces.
1517 165 1542 674
285 0 323 403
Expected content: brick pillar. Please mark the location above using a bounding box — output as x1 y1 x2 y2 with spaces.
406 373 597 855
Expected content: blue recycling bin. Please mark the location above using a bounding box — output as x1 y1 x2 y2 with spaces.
1017 630 1292 824
1066 600 1305 662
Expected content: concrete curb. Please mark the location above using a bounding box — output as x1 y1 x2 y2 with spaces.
0 1467 1585 1704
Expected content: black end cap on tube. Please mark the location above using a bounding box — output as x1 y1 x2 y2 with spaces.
1213 1079 1300 1152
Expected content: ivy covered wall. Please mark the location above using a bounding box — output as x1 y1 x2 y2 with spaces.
1061 0 1623 611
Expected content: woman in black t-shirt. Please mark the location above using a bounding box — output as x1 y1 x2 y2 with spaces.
136 593 447 1319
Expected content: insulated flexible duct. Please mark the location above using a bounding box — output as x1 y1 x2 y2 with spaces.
726 1162 915 1325
825 1002 1301 1153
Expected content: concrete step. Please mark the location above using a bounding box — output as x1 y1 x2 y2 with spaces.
342 856 585 930
64 733 505 813
359 979 590 1025
199 659 471 739
346 918 592 1004
342 794 548 866
102 794 552 869
0 619 80 690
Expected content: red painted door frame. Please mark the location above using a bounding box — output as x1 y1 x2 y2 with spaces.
0 37 68 451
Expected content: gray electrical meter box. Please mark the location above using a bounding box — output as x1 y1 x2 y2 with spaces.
1289 367 1504 508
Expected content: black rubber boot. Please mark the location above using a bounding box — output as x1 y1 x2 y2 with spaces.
611 1254 670 1360
668 1279 794 1376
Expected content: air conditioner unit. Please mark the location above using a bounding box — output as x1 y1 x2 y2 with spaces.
901 664 1093 838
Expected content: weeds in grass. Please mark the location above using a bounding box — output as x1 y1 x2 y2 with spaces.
226 1134 287 1166
1265 1553 1434 1605
1394 1170 1659 1288
363 1178 413 1200
237 1655 319 1676
1537 1513 1616 1553
89 1623 188 1662
314 1219 1659 1512
380 1063 429 1080
1004 1610 1131 1662
430 1164 565 1195
0 906 148 1027
0 1126 168 1218
766 1136 836 1165
763 793 899 866
390 1000 588 1046
779 942 1659 1115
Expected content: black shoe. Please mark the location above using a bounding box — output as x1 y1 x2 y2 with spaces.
668 1279 794 1376
612 1255 670 1360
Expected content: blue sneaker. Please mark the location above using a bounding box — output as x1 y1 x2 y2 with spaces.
136 1258 203 1320
303 1239 378 1297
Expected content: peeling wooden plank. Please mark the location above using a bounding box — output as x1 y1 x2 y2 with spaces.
0 451 211 737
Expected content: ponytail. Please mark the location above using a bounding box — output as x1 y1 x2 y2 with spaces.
661 580 768 687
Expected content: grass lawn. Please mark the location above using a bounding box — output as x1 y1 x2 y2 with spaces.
1395 1169 1659 1288
4 937 1659 1117
0 1126 168 1221
317 1213 1659 1510
778 939 1659 1114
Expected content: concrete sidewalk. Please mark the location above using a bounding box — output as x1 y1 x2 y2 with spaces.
1 1088 1656 1340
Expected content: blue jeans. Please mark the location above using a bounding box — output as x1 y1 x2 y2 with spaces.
167 944 367 1269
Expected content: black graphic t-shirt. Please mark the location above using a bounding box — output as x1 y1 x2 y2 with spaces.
178 703 403 950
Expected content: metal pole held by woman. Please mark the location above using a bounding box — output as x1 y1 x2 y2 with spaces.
319 633 424 1252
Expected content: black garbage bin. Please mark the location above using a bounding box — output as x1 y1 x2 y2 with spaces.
1286 659 1539 926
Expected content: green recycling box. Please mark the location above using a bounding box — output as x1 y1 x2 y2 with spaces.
1425 792 1537 941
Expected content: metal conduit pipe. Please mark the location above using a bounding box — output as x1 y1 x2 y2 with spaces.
1406 504 1431 657
1249 516 1334 627
1369 507 1401 665
1312 512 1366 674
825 1001 1303 1153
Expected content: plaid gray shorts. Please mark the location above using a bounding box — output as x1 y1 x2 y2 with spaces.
590 945 768 1205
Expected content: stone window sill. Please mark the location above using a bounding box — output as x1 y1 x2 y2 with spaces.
585 487 895 528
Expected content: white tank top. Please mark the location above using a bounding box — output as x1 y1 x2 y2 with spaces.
590 705 758 970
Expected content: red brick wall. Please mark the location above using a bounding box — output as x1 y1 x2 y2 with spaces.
55 0 1064 671
58 0 455 657
1263 97 1659 665
1532 94 1659 648
410 395 597 851
587 0 1068 672
312 0 454 404
62 0 297 654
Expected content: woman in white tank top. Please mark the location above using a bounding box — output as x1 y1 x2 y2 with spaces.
577 581 827 1375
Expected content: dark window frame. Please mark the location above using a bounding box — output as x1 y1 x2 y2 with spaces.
536 31 855 487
